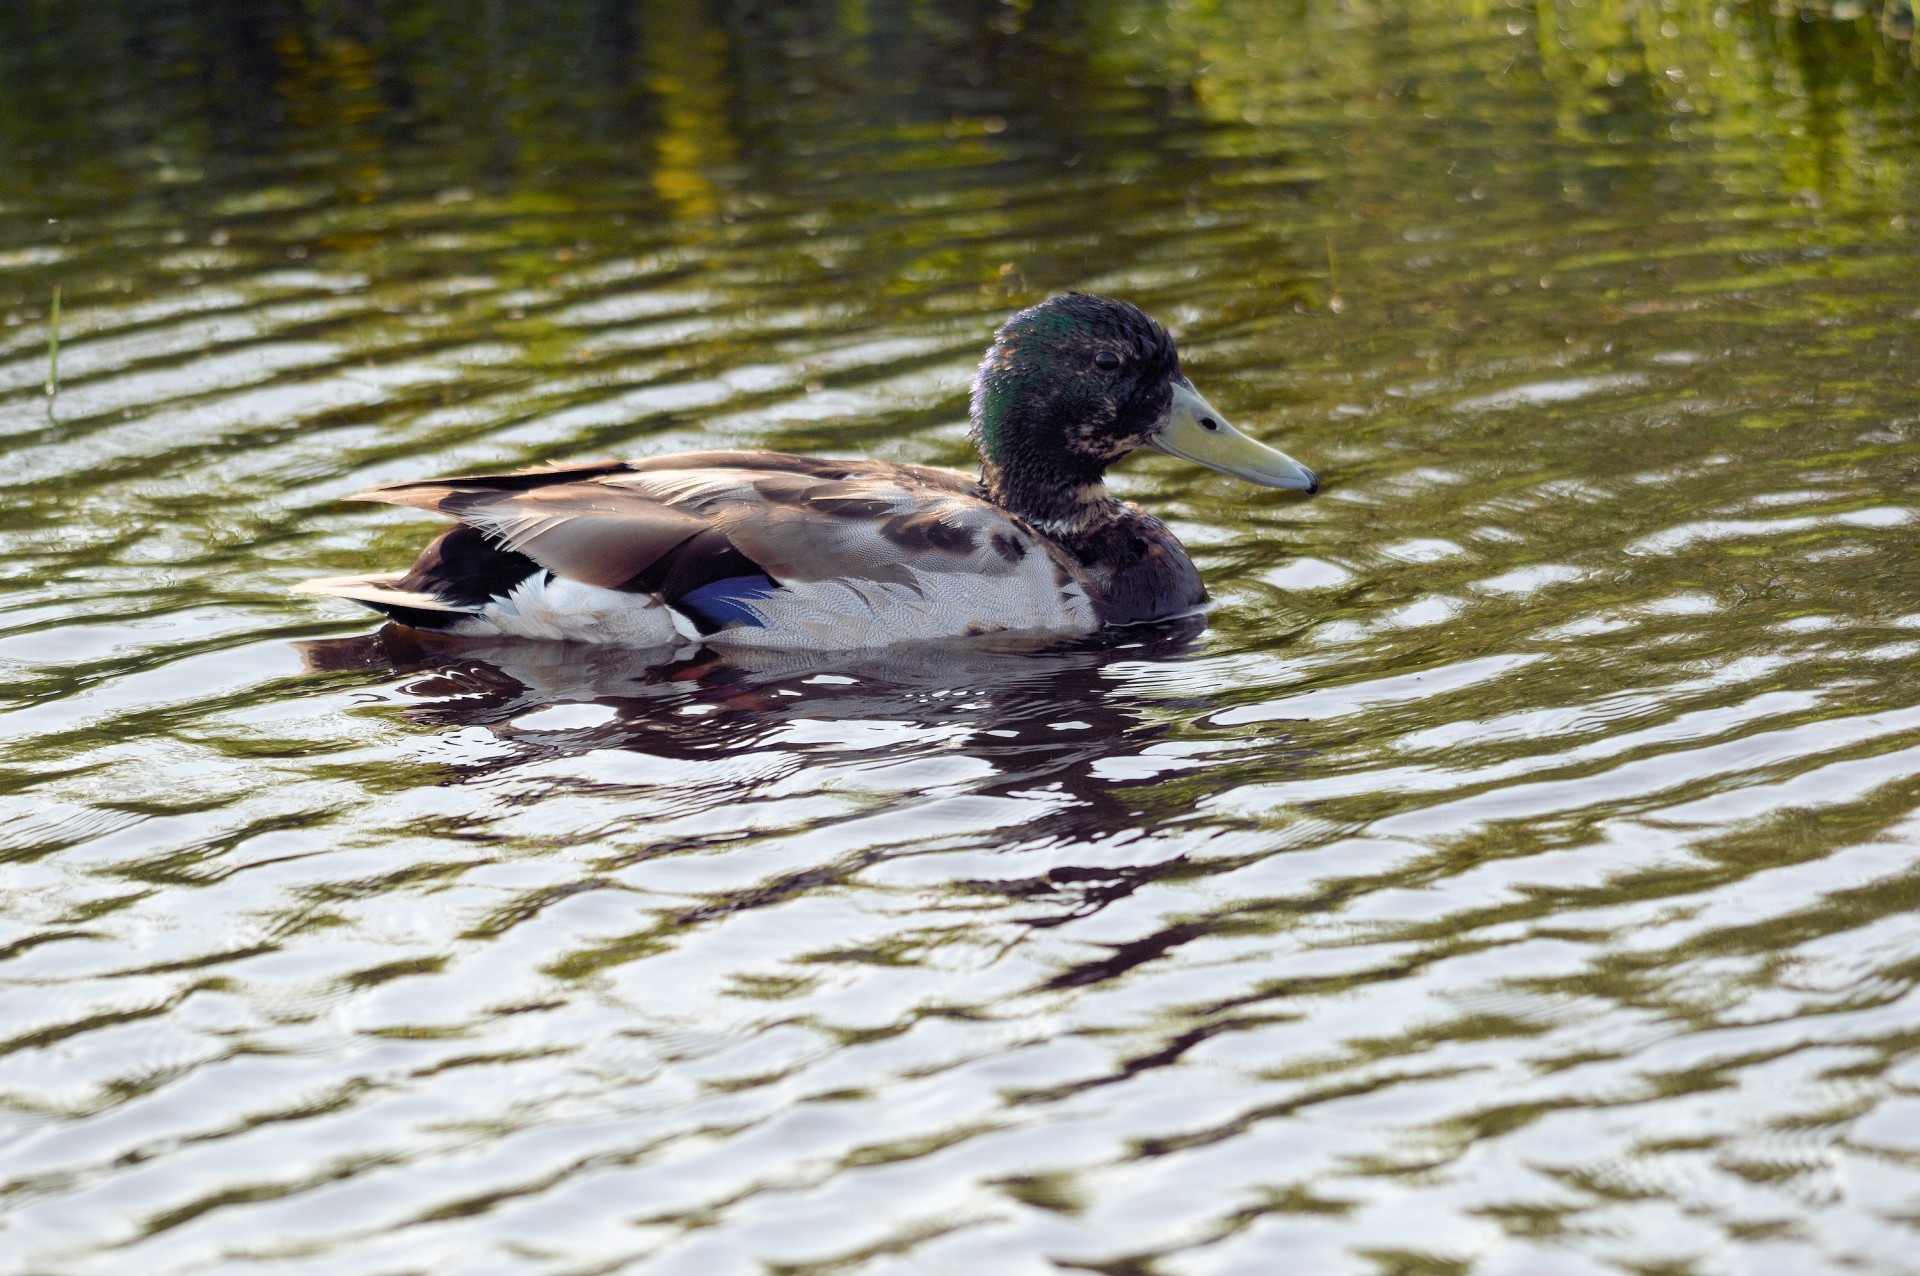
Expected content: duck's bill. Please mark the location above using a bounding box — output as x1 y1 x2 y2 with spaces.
1148 382 1318 493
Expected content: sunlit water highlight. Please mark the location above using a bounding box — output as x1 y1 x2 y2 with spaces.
4 3 1920 1272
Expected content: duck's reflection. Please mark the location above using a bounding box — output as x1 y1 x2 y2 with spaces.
298 617 1212 815
299 617 1247 950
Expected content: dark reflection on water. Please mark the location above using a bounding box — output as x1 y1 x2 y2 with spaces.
298 617 1212 815
6 1 1920 1273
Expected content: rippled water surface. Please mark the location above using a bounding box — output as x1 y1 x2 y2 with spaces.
7 2 1920 1272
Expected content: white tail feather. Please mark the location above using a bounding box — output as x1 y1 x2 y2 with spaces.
291 574 475 613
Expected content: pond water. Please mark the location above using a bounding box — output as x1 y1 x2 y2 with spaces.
5 2 1920 1272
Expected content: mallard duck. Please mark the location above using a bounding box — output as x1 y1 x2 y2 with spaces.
295 293 1318 649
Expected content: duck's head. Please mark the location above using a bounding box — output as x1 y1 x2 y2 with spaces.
971 292 1317 530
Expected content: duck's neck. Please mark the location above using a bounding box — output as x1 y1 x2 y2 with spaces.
980 456 1124 538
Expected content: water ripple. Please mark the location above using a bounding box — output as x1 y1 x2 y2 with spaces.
3 2 1920 1273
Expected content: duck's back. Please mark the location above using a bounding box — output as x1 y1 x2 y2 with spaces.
297 451 1100 649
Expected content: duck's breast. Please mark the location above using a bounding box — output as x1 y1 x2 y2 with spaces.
1068 512 1208 626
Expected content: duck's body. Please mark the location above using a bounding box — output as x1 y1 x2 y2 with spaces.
298 295 1314 650
299 449 1201 647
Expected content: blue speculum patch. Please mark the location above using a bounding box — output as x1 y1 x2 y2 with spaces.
676 574 781 631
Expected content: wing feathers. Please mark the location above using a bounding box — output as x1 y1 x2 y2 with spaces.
332 455 1069 634
291 574 475 613
348 459 636 511
646 526 760 598
460 496 710 590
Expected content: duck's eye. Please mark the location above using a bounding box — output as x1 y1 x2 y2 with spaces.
1093 350 1122 372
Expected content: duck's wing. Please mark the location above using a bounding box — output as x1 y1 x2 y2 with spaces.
356 462 728 593
352 455 1026 588
325 454 1095 644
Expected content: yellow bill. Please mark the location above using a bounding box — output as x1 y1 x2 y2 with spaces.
1148 382 1318 493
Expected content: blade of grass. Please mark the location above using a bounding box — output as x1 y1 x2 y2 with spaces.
45 284 60 400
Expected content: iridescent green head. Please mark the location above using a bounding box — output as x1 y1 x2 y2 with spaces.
970 293 1316 527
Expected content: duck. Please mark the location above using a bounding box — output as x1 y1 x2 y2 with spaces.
294 292 1318 649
